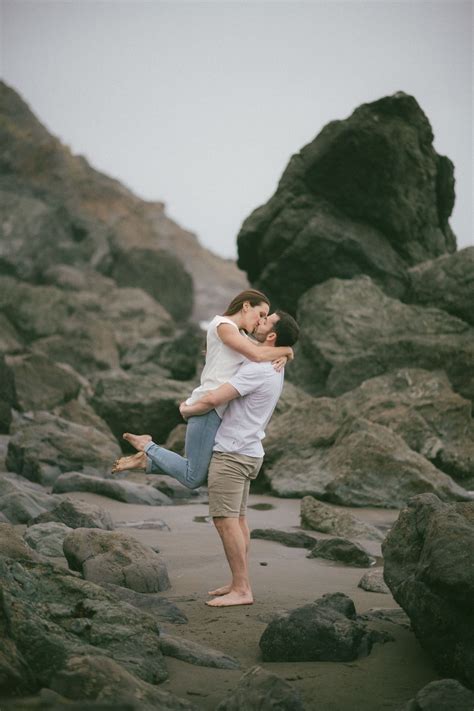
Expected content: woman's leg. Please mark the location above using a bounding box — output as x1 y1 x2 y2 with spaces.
145 410 221 489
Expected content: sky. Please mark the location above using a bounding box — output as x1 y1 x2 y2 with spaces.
1 0 472 258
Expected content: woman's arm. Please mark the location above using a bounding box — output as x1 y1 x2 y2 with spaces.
217 324 293 362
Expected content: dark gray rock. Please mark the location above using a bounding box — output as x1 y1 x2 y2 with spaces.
159 633 240 669
31 498 114 530
91 370 191 447
6 412 121 485
250 528 317 548
400 678 474 711
358 568 390 594
307 538 375 567
217 665 305 711
238 92 455 313
407 247 474 326
102 583 188 624
7 352 81 412
259 592 386 662
53 472 172 506
290 276 474 403
360 608 410 629
23 522 72 558
63 528 171 593
383 494 474 687
300 497 384 541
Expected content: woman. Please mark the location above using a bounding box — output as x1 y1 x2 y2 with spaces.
112 289 293 488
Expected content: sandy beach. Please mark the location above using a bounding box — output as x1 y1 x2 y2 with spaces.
45 488 440 710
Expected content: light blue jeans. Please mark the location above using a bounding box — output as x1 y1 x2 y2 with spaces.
144 409 222 489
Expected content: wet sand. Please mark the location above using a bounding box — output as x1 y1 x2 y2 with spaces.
58 489 439 710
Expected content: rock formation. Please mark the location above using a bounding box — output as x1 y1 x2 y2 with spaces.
383 494 474 688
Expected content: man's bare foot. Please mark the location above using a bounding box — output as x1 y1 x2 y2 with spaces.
112 451 147 473
206 591 254 607
123 433 152 451
208 584 232 596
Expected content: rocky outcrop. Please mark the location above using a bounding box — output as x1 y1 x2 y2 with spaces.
406 247 474 325
250 528 317 548
238 92 456 313
259 592 388 662
63 528 171 593
383 494 474 688
290 276 474 401
0 81 246 323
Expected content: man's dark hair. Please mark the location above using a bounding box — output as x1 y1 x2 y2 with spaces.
273 310 299 347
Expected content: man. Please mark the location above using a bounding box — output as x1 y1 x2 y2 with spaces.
178 310 299 607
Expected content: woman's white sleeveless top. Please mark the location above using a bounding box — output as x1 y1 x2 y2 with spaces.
186 315 245 418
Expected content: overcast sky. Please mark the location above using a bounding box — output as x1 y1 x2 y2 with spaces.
1 0 472 258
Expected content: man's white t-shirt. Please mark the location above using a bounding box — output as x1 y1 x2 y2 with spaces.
186 315 245 418
213 360 284 458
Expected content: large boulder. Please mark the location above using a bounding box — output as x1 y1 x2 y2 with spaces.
266 416 469 508
406 247 474 326
259 592 387 662
383 494 474 687
91 370 191 446
6 412 121 485
63 528 171 592
265 369 474 495
290 276 474 402
237 92 455 313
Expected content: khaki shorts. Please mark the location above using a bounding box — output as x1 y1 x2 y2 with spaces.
208 451 263 518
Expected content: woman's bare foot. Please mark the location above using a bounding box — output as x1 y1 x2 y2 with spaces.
208 584 232 596
206 590 254 607
123 433 152 451
112 451 147 473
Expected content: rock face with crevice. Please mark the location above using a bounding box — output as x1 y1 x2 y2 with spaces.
237 92 456 314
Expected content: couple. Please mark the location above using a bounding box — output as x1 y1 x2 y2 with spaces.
112 289 299 607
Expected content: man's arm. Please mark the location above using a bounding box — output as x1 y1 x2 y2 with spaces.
180 382 241 419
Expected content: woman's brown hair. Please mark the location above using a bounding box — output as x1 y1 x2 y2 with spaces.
223 289 270 316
